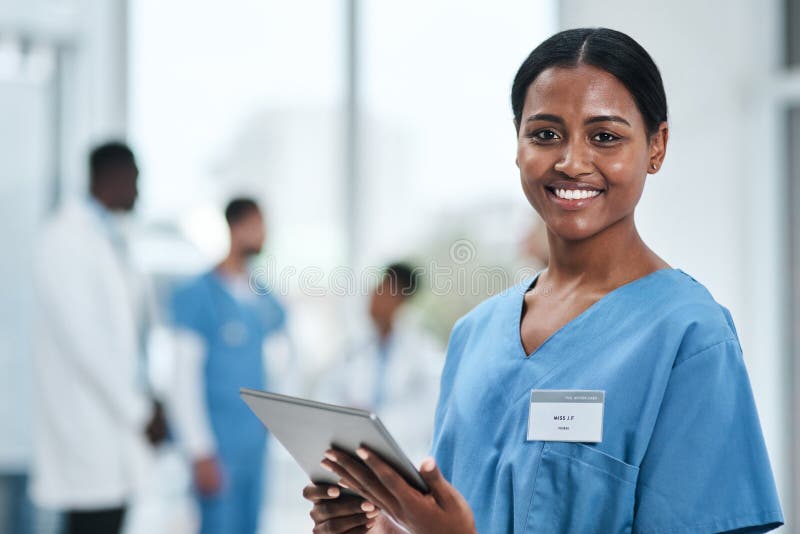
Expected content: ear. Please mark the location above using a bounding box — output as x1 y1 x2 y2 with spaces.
647 122 669 174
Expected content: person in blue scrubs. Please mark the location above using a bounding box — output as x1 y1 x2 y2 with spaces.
171 198 286 534
302 28 784 533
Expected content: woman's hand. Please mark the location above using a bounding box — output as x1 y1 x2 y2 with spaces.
320 447 476 534
302 483 381 533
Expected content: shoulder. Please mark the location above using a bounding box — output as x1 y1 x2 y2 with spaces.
259 290 286 311
258 291 288 330
654 269 740 365
39 201 94 242
36 203 105 271
171 272 214 309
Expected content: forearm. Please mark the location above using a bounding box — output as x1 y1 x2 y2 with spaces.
171 329 217 458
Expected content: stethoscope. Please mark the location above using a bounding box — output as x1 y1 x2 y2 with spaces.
206 271 256 349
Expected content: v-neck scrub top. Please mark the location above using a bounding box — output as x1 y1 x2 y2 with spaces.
430 268 783 533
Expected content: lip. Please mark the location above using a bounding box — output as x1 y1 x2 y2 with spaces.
545 183 604 211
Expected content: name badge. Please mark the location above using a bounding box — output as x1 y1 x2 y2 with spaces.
527 389 604 443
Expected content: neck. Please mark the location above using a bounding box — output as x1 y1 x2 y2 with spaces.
377 322 393 341
90 192 112 211
374 313 396 342
218 250 248 275
542 216 663 291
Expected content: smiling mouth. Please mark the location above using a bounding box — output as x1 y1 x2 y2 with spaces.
548 187 601 200
543 185 605 210
545 185 604 199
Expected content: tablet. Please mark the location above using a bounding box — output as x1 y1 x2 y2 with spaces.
240 388 429 494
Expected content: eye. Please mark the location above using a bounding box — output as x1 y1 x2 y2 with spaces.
527 129 560 142
592 132 620 143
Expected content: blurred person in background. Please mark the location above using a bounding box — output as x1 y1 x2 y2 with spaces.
0 451 35 534
31 142 168 534
170 198 288 534
318 263 444 463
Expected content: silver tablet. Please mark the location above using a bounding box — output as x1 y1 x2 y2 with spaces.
240 388 429 494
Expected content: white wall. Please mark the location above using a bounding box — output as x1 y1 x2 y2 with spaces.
60 0 129 197
559 0 792 527
0 0 132 468
0 0 129 199
0 77 52 470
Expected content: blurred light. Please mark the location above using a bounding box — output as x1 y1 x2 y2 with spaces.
178 205 229 261
0 36 23 79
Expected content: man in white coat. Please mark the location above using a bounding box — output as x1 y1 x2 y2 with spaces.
31 142 166 534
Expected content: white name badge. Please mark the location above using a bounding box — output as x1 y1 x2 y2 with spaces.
527 390 605 443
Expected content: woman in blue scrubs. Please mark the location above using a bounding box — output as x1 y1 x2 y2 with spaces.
303 28 784 533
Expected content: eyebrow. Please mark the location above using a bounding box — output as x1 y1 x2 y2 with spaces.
525 114 632 127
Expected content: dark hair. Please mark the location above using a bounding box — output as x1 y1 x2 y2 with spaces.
89 141 136 185
383 262 419 298
511 28 667 136
225 197 261 226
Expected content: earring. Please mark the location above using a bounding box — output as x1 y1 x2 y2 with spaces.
651 163 658 170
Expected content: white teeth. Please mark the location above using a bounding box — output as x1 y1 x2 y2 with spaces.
554 188 601 200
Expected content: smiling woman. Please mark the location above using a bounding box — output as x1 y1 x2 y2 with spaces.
302 28 784 534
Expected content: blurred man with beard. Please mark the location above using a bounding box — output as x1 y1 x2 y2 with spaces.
170 198 287 534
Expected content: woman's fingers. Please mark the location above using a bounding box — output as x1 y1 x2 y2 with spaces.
323 449 400 513
304 483 381 534
303 483 343 503
340 529 369 534
310 497 378 523
312 512 378 534
356 447 420 501
320 459 387 512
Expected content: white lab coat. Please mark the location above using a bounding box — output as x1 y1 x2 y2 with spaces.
318 312 444 464
30 199 152 509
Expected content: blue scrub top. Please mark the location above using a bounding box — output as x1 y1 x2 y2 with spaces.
171 271 286 462
431 268 783 533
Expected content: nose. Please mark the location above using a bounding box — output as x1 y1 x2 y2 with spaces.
553 138 593 177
